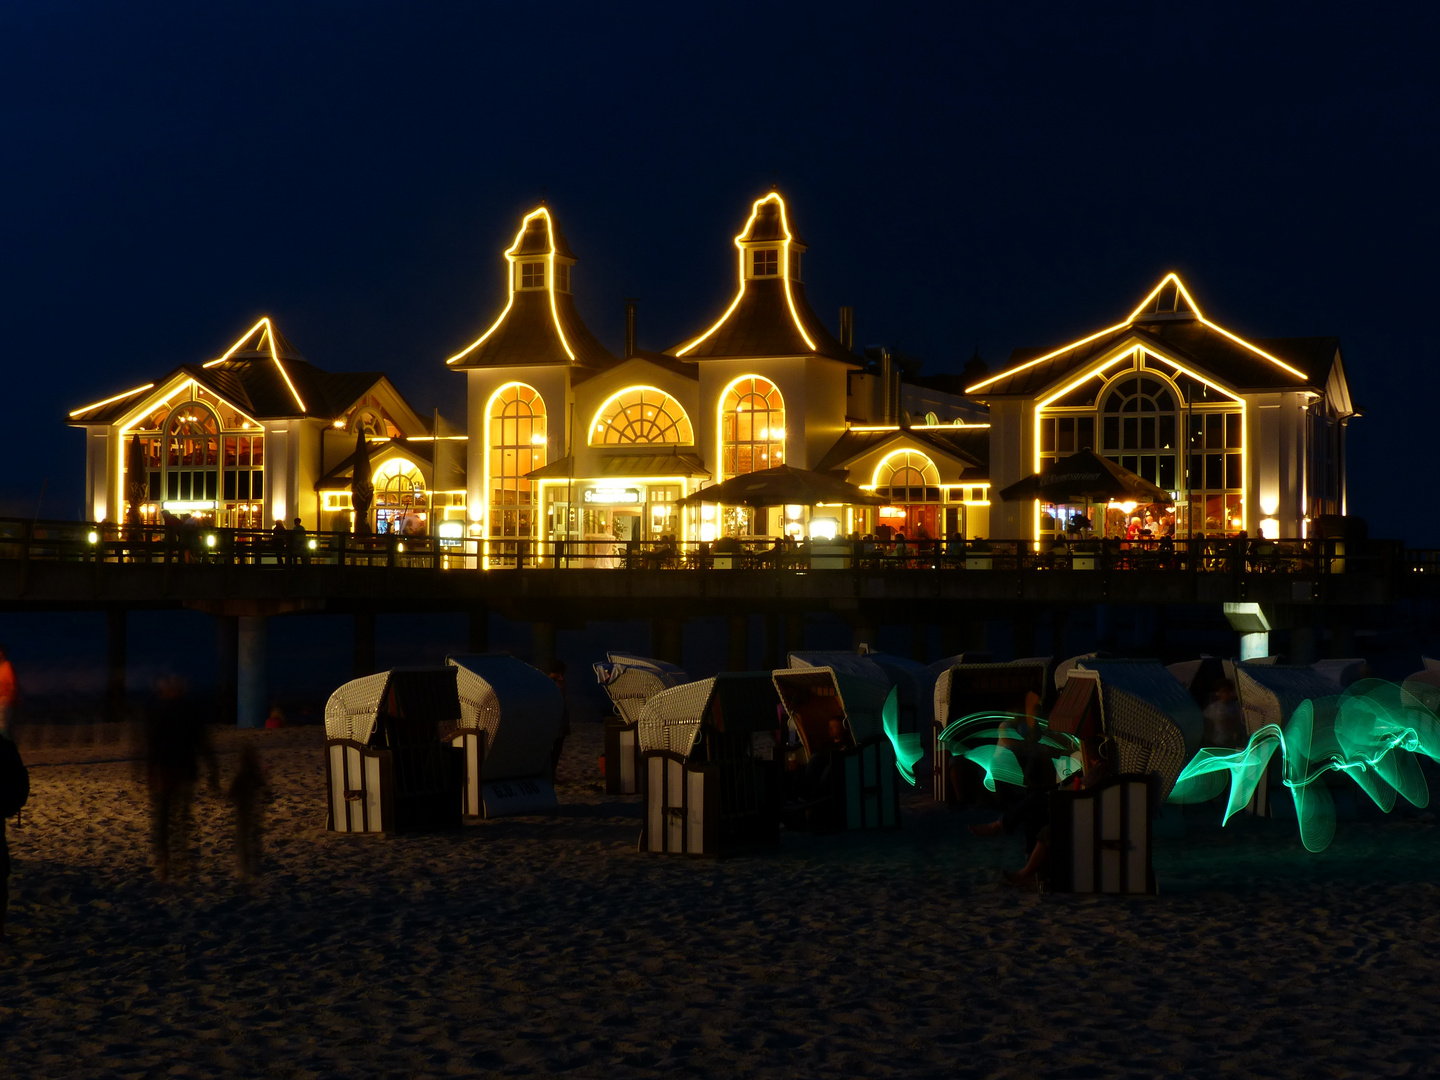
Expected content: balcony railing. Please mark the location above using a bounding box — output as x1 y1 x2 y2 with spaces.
0 518 1406 577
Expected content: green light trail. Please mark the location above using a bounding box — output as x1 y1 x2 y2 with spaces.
882 686 924 786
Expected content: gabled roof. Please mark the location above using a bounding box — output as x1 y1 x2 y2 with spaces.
316 437 437 490
571 350 698 387
446 207 616 371
969 274 1341 401
68 318 390 425
814 426 990 482
670 192 857 365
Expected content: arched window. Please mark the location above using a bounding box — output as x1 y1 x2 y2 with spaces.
874 450 941 502
720 376 784 479
1100 373 1178 489
487 384 546 539
590 387 694 445
163 403 220 503
374 460 426 534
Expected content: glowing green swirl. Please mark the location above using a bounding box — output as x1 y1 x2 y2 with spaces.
1169 678 1440 852
881 686 924 786
936 713 1081 792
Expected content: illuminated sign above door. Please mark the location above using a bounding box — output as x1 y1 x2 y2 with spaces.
582 486 642 506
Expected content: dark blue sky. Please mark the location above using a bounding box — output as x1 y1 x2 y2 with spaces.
4 3 1437 540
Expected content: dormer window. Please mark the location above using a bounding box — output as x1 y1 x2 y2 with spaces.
520 261 545 289
789 250 802 281
556 263 570 292
753 249 778 276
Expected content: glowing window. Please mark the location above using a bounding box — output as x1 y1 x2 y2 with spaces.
1099 373 1179 490
162 403 220 503
875 451 941 503
487 384 546 539
521 262 545 289
753 249 778 276
721 376 784 479
591 387 694 446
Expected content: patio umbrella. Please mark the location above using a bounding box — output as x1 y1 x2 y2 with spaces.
676 465 887 509
998 449 1173 505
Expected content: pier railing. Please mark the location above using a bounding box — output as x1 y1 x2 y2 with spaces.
0 518 1408 578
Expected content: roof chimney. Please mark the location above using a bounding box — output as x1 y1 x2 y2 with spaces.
839 306 854 353
623 298 638 359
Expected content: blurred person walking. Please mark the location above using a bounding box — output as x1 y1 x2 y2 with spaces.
143 675 218 883
0 725 29 940
228 743 270 883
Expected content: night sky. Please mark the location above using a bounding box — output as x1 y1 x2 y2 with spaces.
5 3 1437 542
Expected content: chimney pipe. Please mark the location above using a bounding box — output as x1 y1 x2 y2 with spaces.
879 347 892 424
623 298 638 359
839 306 854 353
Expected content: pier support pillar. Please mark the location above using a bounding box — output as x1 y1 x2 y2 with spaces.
353 611 376 679
762 613 781 669
1095 604 1118 652
215 615 238 726
1225 602 1273 663
1289 622 1318 666
849 614 876 654
1328 612 1357 658
533 620 558 674
650 617 682 669
105 608 127 724
910 621 929 664
1011 612 1037 660
727 615 748 672
941 618 988 660
468 606 489 654
237 615 268 728
785 612 805 659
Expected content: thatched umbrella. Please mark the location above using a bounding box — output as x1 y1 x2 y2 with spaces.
125 433 147 526
351 427 374 535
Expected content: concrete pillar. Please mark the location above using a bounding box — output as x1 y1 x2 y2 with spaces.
532 620 558 674
1011 612 1037 660
910 620 929 664
785 612 805 658
650 617 682 668
468 606 489 654
353 611 376 679
1240 631 1270 661
849 614 876 654
105 608 127 724
215 615 238 726
237 615 268 728
1289 623 1318 666
762 613 781 669
727 614 748 672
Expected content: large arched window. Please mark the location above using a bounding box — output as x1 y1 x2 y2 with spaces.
163 403 220 503
873 450 941 502
590 387 694 445
720 376 784 479
375 459 427 534
1100 372 1178 489
487 383 546 539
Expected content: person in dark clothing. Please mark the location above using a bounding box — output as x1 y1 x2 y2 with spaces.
0 730 30 940
144 675 218 883
228 743 270 883
292 518 309 566
271 519 288 565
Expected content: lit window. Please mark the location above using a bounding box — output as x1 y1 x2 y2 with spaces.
487 384 546 541
590 387 694 445
521 262 545 288
753 249 778 276
721 376 784 479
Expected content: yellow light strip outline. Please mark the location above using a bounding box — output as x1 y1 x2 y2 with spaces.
201 316 306 413
481 381 546 570
446 208 575 366
868 448 941 490
70 383 156 419
969 271 1308 396
587 385 696 447
674 192 816 357
115 376 261 434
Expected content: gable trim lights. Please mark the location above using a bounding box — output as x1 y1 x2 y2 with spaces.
447 207 575 366
966 272 1308 394
675 192 817 357
201 317 306 412
70 383 157 419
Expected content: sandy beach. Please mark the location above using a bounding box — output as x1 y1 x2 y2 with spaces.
3 722 1438 1079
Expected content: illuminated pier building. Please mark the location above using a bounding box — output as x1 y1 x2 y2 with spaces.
69 193 1354 552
